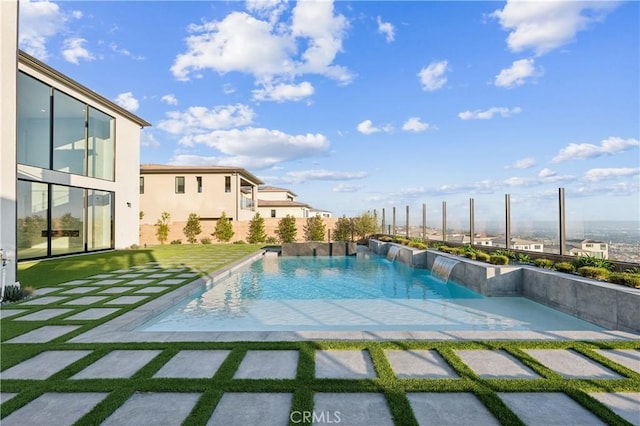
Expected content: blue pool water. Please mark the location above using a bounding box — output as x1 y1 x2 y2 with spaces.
139 254 604 332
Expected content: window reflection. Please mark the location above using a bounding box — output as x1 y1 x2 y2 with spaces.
53 90 86 175
88 107 114 180
17 73 51 169
17 181 49 260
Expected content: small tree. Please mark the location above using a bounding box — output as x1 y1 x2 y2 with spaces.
276 215 297 243
353 211 378 240
183 213 202 243
304 214 326 241
155 211 171 244
213 211 234 242
246 212 267 243
333 215 352 241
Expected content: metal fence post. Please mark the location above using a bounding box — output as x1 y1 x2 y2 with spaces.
406 205 410 238
392 207 396 236
442 201 447 242
505 194 511 250
559 187 566 256
422 203 426 241
469 198 475 246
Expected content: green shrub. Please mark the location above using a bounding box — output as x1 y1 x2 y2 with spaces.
265 236 279 245
452 248 466 256
182 213 202 243
276 215 298 243
378 236 393 242
200 237 211 244
554 262 575 273
464 252 476 260
2 284 33 302
212 211 234 242
233 240 246 244
624 267 640 275
170 239 182 244
394 237 410 245
489 255 509 265
304 215 326 242
246 213 267 244
494 249 514 259
577 266 610 280
608 272 640 288
408 241 427 250
513 253 532 264
438 245 454 253
476 252 490 262
573 255 613 271
154 211 171 245
534 258 554 269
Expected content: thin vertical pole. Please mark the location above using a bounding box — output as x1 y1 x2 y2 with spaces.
559 187 566 256
469 198 475 246
422 203 426 241
406 205 410 238
442 201 447 242
392 207 396 236
381 208 386 234
505 194 511 250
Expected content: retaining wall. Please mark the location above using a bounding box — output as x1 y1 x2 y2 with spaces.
281 242 358 256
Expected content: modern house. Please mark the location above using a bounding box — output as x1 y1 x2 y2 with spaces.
1 1 150 286
568 239 609 259
139 164 263 226
256 186 331 219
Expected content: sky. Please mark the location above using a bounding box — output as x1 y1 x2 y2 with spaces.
17 0 640 228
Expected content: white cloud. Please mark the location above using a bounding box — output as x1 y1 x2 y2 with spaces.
356 119 393 135
377 16 395 43
171 1 352 87
552 137 640 162
140 130 160 148
491 1 619 56
18 0 73 59
265 169 368 184
157 104 255 135
495 58 541 88
418 60 448 91
172 127 330 170
61 37 95 64
538 168 556 178
333 183 363 193
109 42 144 60
458 106 522 120
583 168 639 182
506 157 536 169
402 117 429 133
161 94 178 106
252 81 314 102
114 92 139 112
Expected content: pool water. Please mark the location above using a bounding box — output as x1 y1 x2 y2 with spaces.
139 254 604 332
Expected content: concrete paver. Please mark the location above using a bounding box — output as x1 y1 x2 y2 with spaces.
207 393 292 426
524 349 622 379
0 309 26 319
594 349 640 373
1 393 18 403
234 350 298 379
135 286 169 294
315 350 376 379
58 279 92 286
589 392 640 425
33 287 58 295
0 393 108 426
102 393 201 426
65 308 120 320
6 325 80 343
63 296 108 305
71 350 161 379
153 350 230 378
105 295 147 305
1 350 92 379
89 274 115 279
18 296 67 305
14 309 74 321
455 350 540 378
385 349 458 378
127 279 154 285
60 287 99 294
92 279 123 286
98 287 135 294
313 393 394 426
499 393 606 425
407 393 500 426
156 279 186 285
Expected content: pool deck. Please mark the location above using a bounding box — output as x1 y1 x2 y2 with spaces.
2 254 640 425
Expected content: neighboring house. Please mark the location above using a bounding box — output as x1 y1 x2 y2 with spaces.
568 239 609 259
256 186 331 218
494 238 544 252
460 235 494 247
1 7 150 293
139 165 263 225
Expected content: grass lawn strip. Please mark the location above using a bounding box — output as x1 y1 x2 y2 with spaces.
1 245 638 425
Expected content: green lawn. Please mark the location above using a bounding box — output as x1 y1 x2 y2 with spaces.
3 245 639 425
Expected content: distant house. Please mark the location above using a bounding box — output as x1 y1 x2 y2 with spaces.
494 238 544 252
139 164 263 224
568 239 609 259
460 235 495 247
256 186 331 219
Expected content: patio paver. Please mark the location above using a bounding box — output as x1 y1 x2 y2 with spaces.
407 393 500 426
385 350 458 378
93 279 123 286
207 393 292 426
589 392 640 425
65 308 120 320
18 296 67 305
315 350 376 379
98 287 135 294
156 279 186 285
499 393 606 425
313 393 394 426
6 325 80 343
1 350 92 379
33 287 58 295
70 350 161 379
135 286 169 294
234 350 298 379
58 279 92 286
455 350 540 378
127 279 154 285
0 393 108 426
63 296 108 306
60 287 100 294
14 308 74 321
524 349 622 379
0 309 26 319
153 350 230 378
594 349 640 373
105 295 147 305
1 393 18 404
102 393 201 426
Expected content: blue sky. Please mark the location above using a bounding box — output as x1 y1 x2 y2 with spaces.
18 0 640 226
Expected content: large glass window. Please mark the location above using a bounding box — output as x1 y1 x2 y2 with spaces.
17 73 51 169
51 185 85 256
17 181 49 260
53 90 86 175
88 190 113 250
88 107 115 180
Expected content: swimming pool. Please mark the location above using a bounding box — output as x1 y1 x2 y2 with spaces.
139 254 604 332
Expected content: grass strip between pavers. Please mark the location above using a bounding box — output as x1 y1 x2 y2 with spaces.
2 245 639 425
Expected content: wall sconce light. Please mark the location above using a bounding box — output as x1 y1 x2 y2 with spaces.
126 202 131 208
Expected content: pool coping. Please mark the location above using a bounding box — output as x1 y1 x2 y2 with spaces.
69 251 640 343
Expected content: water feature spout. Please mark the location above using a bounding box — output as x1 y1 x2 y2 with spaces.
431 256 460 282
386 245 401 262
